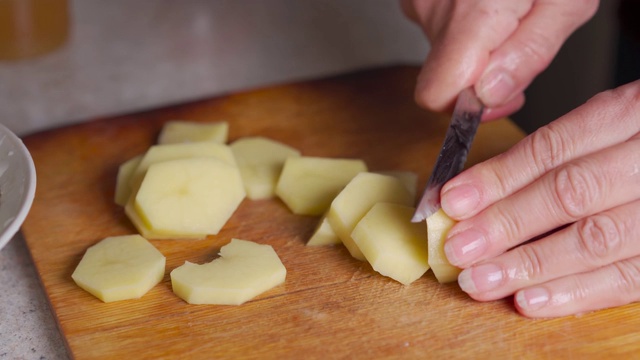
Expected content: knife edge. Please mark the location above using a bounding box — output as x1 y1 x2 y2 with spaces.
411 87 484 222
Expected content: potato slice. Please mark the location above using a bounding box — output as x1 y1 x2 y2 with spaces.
157 121 229 144
306 213 340 246
352 203 429 285
427 208 461 283
71 235 166 302
230 136 301 200
171 239 286 305
375 170 418 199
114 155 142 206
327 172 414 261
129 142 237 191
276 156 367 216
134 157 245 238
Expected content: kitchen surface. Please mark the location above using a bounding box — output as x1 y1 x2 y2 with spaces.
0 1 631 359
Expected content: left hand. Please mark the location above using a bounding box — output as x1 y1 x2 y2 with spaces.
440 79 640 318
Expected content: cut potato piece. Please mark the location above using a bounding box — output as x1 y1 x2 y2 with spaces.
171 239 286 305
306 213 340 246
158 121 229 144
230 136 301 200
352 203 429 285
328 172 414 261
276 156 367 216
134 157 245 238
71 235 166 302
427 208 460 283
129 142 237 190
375 170 418 199
114 155 142 206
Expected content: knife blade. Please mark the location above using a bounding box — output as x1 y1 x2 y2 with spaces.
411 87 484 222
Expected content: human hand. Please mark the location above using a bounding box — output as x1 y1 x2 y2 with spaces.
439 80 640 318
400 0 598 120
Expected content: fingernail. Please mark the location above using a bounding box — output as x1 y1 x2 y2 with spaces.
444 228 487 266
441 184 480 218
516 288 550 311
478 68 516 107
458 263 503 294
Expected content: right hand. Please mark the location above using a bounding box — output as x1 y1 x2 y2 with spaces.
400 0 599 120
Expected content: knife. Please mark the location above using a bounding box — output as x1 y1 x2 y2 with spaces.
411 87 484 222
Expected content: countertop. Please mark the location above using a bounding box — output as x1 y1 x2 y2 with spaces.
0 1 427 358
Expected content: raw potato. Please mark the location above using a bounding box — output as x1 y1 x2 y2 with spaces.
129 142 237 190
375 170 418 199
170 239 286 305
306 213 340 246
328 172 414 261
351 203 429 285
230 136 301 200
158 121 229 144
114 155 142 206
134 157 245 238
71 235 166 302
427 208 460 283
276 156 367 216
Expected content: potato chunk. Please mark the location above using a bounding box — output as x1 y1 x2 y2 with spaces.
352 203 429 285
427 208 461 283
327 172 414 261
306 214 340 246
130 142 237 190
276 156 367 216
157 121 229 144
71 235 166 302
170 239 286 305
230 137 301 200
114 155 142 206
134 157 245 238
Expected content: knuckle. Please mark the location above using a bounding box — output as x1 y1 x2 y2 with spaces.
552 163 600 220
516 245 547 280
612 260 640 299
528 125 568 174
575 214 623 265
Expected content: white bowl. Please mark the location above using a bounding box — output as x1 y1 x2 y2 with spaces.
0 123 36 251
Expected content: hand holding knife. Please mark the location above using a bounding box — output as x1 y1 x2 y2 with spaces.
412 87 485 222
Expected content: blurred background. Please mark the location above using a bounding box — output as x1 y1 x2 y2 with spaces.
0 0 636 136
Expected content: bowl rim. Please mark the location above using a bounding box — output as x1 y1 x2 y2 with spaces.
0 123 37 251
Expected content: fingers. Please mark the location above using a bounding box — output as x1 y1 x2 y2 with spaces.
410 0 598 115
444 136 640 268
516 256 640 318
457 199 640 302
475 0 599 107
441 80 640 220
413 0 534 111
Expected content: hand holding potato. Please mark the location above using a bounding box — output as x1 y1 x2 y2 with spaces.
402 0 640 317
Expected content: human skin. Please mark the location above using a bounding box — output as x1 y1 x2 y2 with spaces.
401 0 640 318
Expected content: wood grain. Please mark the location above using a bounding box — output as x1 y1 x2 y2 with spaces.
21 66 640 359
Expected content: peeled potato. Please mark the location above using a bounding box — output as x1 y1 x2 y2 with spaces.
375 170 418 199
71 235 166 302
157 121 229 144
170 239 286 305
426 208 461 283
327 172 414 261
230 136 301 200
276 156 367 216
306 213 340 246
133 157 245 239
351 203 429 285
129 142 237 191
114 155 143 206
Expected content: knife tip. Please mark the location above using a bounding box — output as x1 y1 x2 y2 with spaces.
411 186 441 223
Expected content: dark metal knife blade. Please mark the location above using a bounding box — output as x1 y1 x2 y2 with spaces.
411 87 484 222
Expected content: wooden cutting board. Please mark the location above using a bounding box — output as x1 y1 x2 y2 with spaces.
21 66 640 359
